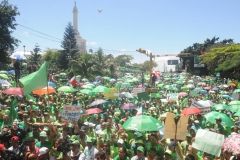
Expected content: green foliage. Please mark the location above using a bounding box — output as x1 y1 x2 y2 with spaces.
201 44 240 74
140 60 158 73
0 0 20 63
42 49 61 71
114 54 133 67
60 22 79 69
29 44 42 66
180 37 234 74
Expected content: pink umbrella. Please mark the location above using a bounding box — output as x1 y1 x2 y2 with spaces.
138 84 144 88
2 88 24 95
178 92 188 97
121 103 137 110
86 108 103 115
204 86 211 90
223 134 240 154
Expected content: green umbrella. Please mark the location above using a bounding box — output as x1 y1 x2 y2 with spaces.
204 111 234 127
114 82 121 89
229 101 240 105
0 71 8 74
150 93 162 98
81 85 93 90
80 89 95 95
92 85 110 93
229 105 240 112
81 78 88 82
121 83 131 88
169 87 178 91
163 85 171 90
102 77 110 81
57 86 76 93
211 104 230 111
0 74 8 79
157 84 164 88
233 89 240 93
123 115 164 131
234 111 240 117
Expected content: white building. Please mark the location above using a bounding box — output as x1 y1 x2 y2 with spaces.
73 2 86 54
153 56 180 73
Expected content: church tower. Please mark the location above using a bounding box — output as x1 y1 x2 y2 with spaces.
72 2 86 54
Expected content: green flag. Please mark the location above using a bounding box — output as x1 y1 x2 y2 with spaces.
20 62 48 95
10 97 18 123
12 81 16 87
26 94 35 101
180 97 189 109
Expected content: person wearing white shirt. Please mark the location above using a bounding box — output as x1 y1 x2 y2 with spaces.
8 136 20 154
79 137 98 160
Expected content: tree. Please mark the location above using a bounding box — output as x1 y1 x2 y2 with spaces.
71 53 101 80
114 54 133 67
201 44 240 78
0 0 20 64
140 60 158 73
42 49 61 72
60 22 79 69
29 44 42 67
179 37 234 74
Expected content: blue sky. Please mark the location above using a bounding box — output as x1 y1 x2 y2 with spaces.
9 0 240 63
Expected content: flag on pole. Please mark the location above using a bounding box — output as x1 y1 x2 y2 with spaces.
69 76 77 86
10 97 18 123
20 62 47 95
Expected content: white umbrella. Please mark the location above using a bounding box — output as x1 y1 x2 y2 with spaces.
10 52 26 60
0 79 12 87
197 100 215 107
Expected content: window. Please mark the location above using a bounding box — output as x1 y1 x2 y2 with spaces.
167 60 178 65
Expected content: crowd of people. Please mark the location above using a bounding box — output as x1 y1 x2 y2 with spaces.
0 71 239 160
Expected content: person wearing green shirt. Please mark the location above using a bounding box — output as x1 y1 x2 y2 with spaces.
114 147 130 160
214 117 225 134
35 131 51 150
145 134 164 159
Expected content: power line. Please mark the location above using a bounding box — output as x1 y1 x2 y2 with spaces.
17 24 62 41
16 24 139 53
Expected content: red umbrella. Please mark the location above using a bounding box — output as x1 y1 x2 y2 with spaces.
2 88 24 95
86 108 103 115
181 107 201 115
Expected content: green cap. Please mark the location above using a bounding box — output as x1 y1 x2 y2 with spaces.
137 146 144 152
164 150 172 156
71 140 80 145
70 135 78 142
86 137 93 143
186 132 192 138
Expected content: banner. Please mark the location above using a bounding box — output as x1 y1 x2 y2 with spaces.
167 93 178 101
190 90 198 97
192 129 224 157
191 101 210 114
61 105 82 122
132 88 144 97
103 88 118 99
164 113 189 140
137 92 149 101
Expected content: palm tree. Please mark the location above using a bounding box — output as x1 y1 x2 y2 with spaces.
71 53 101 80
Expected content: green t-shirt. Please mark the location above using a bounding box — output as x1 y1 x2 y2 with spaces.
36 140 51 150
114 155 130 160
145 142 164 157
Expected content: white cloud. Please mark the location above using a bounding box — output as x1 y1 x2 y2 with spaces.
23 31 29 36
121 48 126 52
87 41 97 45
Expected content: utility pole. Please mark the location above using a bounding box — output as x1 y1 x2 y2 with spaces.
136 48 154 86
